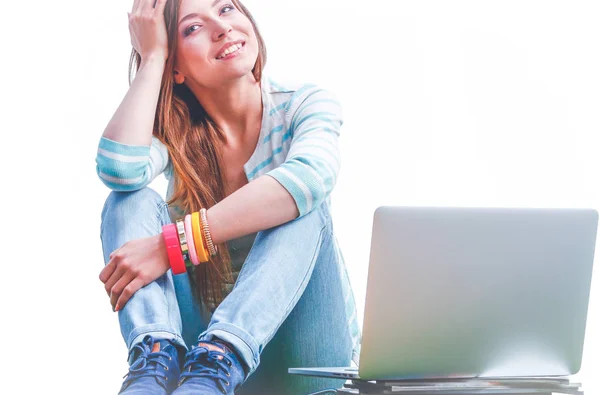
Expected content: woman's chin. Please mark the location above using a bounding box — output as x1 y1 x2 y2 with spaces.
191 59 258 87
221 64 258 81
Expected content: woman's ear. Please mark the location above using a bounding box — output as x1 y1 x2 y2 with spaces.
174 70 185 84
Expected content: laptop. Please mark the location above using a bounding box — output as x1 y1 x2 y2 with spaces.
289 206 598 381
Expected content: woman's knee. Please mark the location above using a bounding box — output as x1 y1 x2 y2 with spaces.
302 200 332 225
101 187 168 231
275 201 333 237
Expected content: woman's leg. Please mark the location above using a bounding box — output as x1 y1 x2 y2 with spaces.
278 230 358 395
100 187 204 356
198 201 360 393
236 205 358 394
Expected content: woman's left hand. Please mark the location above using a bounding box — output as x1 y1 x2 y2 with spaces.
99 233 170 311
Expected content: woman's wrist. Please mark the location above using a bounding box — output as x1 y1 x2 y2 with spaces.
160 207 219 271
139 53 167 70
156 233 171 271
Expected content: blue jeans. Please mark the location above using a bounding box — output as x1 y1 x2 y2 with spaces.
100 187 357 394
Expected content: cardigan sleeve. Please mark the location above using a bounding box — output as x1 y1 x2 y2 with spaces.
95 136 169 191
266 85 343 216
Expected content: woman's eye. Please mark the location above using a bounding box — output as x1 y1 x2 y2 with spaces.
184 24 201 36
184 5 233 36
220 4 235 14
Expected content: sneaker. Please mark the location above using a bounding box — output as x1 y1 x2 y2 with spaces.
119 335 181 395
173 340 245 395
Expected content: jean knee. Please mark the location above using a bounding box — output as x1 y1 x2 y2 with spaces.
291 201 332 232
100 187 168 234
253 202 333 254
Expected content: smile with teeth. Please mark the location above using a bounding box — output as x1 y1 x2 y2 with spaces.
217 43 243 59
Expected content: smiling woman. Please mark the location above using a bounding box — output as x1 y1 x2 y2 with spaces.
95 0 361 394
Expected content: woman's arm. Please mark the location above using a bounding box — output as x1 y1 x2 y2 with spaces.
103 1 169 145
95 56 170 191
96 4 171 191
207 175 299 244
102 55 165 146
207 85 343 244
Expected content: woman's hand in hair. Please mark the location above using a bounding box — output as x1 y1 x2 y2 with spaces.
99 233 170 312
128 0 170 63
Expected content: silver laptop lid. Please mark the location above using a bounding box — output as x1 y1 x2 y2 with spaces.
359 206 598 380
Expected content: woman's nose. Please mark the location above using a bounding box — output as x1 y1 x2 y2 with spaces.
212 20 233 41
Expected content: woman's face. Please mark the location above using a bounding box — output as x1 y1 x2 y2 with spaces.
174 0 259 88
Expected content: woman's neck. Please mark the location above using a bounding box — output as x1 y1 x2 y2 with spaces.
191 73 263 143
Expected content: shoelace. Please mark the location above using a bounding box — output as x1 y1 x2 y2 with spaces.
178 345 234 393
122 337 172 389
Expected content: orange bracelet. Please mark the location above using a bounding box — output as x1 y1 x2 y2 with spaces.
191 211 209 263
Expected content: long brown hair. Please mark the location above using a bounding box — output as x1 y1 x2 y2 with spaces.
127 0 267 309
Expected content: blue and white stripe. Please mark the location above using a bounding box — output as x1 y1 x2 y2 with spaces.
250 82 344 217
96 136 169 191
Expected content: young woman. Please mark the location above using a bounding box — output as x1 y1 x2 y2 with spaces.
96 0 361 393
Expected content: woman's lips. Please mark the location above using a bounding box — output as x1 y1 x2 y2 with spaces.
216 41 245 60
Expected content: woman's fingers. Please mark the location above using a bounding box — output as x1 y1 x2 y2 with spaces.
104 262 127 296
132 0 143 13
109 271 136 310
99 234 170 312
100 245 123 284
155 0 168 13
128 0 170 61
139 0 163 13
99 253 118 283
138 0 152 13
115 278 146 312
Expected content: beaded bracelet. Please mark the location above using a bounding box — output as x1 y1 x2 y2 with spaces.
191 211 209 263
199 208 218 257
162 224 186 275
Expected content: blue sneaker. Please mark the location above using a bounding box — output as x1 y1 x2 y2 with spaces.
173 340 246 395
119 335 181 395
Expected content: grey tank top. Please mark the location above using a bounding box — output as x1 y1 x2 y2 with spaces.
202 232 258 314
223 231 258 295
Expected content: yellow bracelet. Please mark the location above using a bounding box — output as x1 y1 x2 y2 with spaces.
191 211 209 263
200 208 218 257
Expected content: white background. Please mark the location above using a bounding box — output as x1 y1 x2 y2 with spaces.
1 0 598 393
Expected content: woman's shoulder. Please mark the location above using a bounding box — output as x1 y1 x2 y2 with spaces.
261 73 340 114
261 72 321 97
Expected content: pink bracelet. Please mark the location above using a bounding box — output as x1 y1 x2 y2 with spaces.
184 214 200 265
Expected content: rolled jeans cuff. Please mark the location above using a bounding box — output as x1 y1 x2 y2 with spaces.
128 324 187 354
198 322 260 378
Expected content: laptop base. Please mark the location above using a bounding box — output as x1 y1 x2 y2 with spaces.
288 366 360 380
288 368 583 394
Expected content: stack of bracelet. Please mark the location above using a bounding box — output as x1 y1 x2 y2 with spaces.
162 208 218 275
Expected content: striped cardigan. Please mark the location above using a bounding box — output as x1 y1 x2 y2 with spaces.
95 75 362 365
